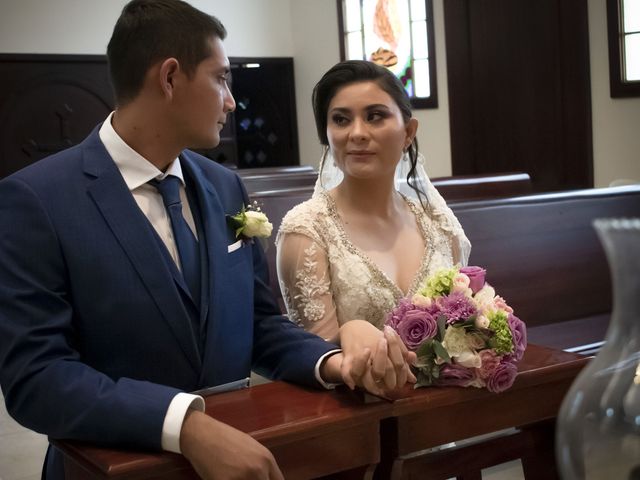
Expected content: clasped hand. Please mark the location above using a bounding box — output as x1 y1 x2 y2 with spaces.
326 320 417 398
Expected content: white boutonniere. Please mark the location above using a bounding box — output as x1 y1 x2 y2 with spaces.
227 202 273 239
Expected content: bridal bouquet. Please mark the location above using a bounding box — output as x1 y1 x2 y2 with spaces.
385 266 527 393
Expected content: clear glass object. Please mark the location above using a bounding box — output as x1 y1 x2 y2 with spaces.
556 218 640 480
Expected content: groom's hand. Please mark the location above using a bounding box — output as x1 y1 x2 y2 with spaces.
321 320 416 396
180 410 284 480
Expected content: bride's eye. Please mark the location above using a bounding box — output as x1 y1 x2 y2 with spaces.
331 114 349 126
367 111 387 122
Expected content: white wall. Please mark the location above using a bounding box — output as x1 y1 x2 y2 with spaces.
1 0 638 185
588 0 640 187
0 0 294 56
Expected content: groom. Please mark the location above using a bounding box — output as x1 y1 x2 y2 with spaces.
0 1 413 479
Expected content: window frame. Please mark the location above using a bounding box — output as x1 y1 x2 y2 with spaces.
336 0 438 109
607 0 640 97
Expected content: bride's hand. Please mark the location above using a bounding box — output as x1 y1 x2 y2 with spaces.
337 320 416 394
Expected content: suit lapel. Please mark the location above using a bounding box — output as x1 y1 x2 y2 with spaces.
81 135 202 372
180 156 231 384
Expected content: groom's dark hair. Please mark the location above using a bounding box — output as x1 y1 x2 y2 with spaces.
107 0 227 106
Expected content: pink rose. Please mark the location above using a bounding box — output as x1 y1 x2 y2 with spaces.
494 295 514 314
476 349 500 379
460 266 486 294
436 363 476 387
396 310 438 350
486 361 518 393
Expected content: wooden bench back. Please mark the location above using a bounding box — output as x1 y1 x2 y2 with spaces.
242 169 531 200
431 172 533 201
451 186 640 329
239 166 318 195
250 187 315 306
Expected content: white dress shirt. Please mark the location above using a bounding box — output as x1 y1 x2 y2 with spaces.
98 113 339 454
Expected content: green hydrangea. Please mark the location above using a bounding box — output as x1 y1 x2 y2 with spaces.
418 266 459 298
487 310 514 355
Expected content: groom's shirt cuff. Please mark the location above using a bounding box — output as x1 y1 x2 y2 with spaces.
161 392 205 454
315 349 342 389
161 350 341 453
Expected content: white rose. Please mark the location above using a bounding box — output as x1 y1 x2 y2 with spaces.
242 211 273 238
411 293 432 308
455 351 482 368
453 273 471 288
473 284 496 310
475 315 490 329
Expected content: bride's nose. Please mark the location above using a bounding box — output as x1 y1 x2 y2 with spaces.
349 118 369 142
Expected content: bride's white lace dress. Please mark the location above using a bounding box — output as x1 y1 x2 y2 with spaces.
276 191 470 339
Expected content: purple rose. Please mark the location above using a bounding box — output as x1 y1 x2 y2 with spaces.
436 363 476 387
504 314 527 363
396 310 438 350
486 361 518 393
460 266 487 294
385 298 415 330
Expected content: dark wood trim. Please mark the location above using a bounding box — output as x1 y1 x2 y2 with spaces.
0 53 107 63
336 0 346 62
410 0 438 109
559 0 594 188
443 0 474 175
607 0 640 97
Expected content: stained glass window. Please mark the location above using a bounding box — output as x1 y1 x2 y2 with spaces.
607 0 640 97
338 0 438 108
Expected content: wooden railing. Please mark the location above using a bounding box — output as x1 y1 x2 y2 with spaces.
54 344 588 479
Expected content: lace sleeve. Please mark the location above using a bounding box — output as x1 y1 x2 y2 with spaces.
276 232 339 341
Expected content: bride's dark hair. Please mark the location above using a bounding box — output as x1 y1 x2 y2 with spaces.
312 60 427 207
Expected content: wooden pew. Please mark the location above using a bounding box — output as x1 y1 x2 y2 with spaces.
240 168 532 199
53 344 589 480
451 185 640 354
250 187 316 309
238 165 318 195
431 171 533 201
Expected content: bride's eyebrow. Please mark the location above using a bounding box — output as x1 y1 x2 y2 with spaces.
329 107 351 115
329 104 391 114
364 104 391 112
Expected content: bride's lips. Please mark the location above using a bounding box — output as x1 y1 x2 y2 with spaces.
347 150 375 158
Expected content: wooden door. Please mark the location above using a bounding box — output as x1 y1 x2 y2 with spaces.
443 0 593 192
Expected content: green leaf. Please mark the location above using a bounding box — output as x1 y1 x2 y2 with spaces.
432 340 451 363
437 315 447 340
416 339 435 358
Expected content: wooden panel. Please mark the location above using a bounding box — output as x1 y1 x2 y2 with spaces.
0 54 114 179
444 0 593 192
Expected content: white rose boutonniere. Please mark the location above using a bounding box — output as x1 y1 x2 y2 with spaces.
227 202 273 239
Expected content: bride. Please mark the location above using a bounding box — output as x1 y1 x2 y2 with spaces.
276 60 470 342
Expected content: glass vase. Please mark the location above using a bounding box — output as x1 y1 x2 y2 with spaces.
556 218 640 480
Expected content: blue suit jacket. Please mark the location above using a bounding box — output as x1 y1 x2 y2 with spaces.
0 127 335 477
